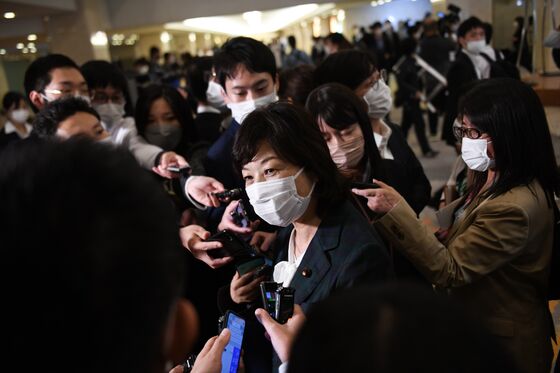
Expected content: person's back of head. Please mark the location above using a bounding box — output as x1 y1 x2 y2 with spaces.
185 56 214 104
213 36 277 89
324 32 352 51
314 49 377 91
278 64 315 106
289 283 520 373
288 35 297 50
1 138 184 373
24 53 80 112
33 96 101 139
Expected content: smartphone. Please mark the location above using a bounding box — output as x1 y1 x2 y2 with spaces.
230 200 250 228
167 165 191 175
220 311 245 373
260 281 279 318
350 182 380 190
205 230 252 259
275 287 295 324
213 188 244 203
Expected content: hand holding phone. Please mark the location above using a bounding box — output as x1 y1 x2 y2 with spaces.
219 312 245 373
260 282 295 324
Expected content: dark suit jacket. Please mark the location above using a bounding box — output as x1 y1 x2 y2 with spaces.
274 200 392 312
442 50 478 145
204 119 242 190
384 123 431 215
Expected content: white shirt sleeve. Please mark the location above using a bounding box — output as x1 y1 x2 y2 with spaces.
278 361 289 373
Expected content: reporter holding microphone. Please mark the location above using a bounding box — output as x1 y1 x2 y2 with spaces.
353 78 558 373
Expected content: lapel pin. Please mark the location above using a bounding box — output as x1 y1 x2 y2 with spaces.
301 268 312 278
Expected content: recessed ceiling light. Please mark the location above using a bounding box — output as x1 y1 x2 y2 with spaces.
4 12 15 19
28 34 38 41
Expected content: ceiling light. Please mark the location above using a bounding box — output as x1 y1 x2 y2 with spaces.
4 12 15 19
188 32 196 42
16 43 24 49
160 31 172 43
27 42 35 48
371 1 378 7
28 34 38 41
90 31 108 46
0 49 6 55
22 48 29 54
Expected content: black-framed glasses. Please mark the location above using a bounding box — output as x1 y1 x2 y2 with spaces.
452 119 483 140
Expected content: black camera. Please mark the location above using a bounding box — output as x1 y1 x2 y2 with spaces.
260 282 295 324
213 188 244 203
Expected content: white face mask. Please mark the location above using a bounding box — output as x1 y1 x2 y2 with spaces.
93 103 125 129
206 81 226 109
227 91 278 124
465 39 486 54
461 137 495 171
246 168 315 227
11 108 30 123
363 81 393 119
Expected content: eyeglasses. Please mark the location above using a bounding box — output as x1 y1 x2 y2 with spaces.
91 92 125 104
44 88 90 98
452 119 483 140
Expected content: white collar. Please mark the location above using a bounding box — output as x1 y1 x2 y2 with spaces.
197 104 221 114
373 120 392 143
4 120 32 138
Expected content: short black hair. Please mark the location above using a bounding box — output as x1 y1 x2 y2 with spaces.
314 49 377 91
233 101 348 217
458 78 560 204
1 138 183 372
213 36 276 90
23 53 79 102
369 21 383 30
134 84 198 147
288 35 297 49
289 284 520 372
2 91 26 111
33 96 100 138
81 60 134 115
457 16 484 38
306 83 385 181
185 56 214 103
278 64 315 106
324 33 352 50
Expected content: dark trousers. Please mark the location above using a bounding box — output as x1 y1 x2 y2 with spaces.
401 102 432 154
428 111 439 135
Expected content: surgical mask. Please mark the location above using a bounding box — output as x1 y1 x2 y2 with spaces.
363 81 393 119
246 168 315 227
137 66 149 75
328 134 365 173
144 124 182 151
227 91 278 124
11 108 30 123
93 103 125 129
465 40 486 54
461 137 495 171
206 81 226 109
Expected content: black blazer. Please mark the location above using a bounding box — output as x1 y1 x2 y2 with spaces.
442 50 478 145
384 123 432 215
274 200 392 312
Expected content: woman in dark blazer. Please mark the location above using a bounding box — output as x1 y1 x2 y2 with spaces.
218 102 392 371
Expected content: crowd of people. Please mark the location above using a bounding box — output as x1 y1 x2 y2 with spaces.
1 7 559 373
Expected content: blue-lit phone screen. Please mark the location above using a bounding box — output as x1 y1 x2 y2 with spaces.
221 313 245 373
